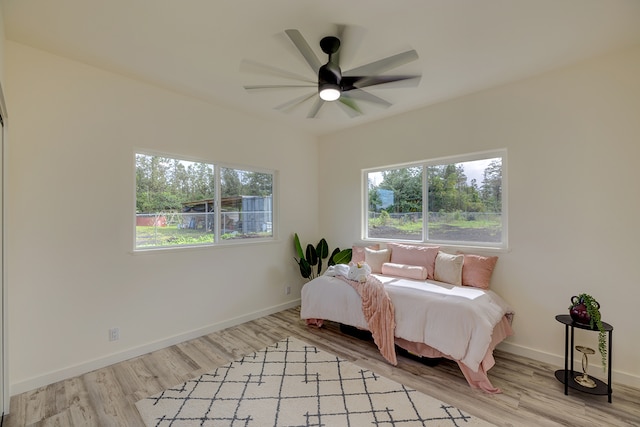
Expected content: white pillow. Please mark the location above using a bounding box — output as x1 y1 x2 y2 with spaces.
364 248 391 274
434 252 464 285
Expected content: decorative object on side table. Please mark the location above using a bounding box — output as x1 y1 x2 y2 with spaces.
574 345 596 388
569 293 607 371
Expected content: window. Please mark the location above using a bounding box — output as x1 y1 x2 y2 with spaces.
365 150 506 248
135 153 275 250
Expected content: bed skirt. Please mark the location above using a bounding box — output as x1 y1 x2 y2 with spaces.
305 316 512 394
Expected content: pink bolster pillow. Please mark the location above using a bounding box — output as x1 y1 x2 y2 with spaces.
381 262 428 280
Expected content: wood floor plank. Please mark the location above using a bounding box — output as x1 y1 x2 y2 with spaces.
62 377 99 427
187 336 233 368
36 410 73 427
5 307 639 427
81 367 136 427
21 387 47 425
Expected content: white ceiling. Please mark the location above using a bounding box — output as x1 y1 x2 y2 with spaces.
3 0 640 136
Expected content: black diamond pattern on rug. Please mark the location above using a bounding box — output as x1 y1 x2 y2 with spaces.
136 336 494 427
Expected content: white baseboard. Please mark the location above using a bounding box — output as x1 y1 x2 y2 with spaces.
10 300 301 397
497 341 640 390
12 306 639 397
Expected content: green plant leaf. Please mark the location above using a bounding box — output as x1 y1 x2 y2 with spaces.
332 248 352 265
305 244 318 266
316 238 329 260
293 233 304 259
328 247 341 266
297 258 312 279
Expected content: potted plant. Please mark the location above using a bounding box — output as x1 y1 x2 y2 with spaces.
569 293 607 370
293 233 353 280
293 233 339 280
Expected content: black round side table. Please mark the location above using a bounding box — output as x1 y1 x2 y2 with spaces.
554 314 613 403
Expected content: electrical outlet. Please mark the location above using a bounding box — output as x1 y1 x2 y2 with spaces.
109 327 120 341
285 285 291 295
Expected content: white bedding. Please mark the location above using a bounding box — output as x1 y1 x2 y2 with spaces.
301 273 513 372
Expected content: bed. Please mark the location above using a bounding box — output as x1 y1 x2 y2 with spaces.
300 244 514 394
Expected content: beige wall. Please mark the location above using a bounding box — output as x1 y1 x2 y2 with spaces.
318 46 640 388
5 41 319 394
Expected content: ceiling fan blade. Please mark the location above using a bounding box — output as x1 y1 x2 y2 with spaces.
244 84 316 91
343 89 392 108
337 95 363 118
240 59 315 84
333 24 347 66
307 97 325 118
285 29 322 74
274 92 317 112
347 75 421 90
343 49 419 77
332 23 364 69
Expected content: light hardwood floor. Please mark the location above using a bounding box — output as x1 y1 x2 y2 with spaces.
5 307 639 426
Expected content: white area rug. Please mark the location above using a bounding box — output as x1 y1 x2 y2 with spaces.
136 336 494 426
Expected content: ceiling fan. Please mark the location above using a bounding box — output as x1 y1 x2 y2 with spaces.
243 27 421 118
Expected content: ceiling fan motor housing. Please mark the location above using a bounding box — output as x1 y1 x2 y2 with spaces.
318 62 341 100
318 61 341 87
320 36 340 55
318 36 342 99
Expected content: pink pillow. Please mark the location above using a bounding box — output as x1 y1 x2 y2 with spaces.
351 244 380 263
460 253 498 289
381 262 428 280
387 242 440 279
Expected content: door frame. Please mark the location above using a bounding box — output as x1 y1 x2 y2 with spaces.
0 81 8 415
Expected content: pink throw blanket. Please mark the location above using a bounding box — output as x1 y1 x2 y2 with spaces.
307 274 397 365
339 275 397 365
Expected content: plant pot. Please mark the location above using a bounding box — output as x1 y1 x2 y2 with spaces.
570 303 591 325
569 295 599 325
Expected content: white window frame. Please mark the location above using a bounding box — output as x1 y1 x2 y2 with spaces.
362 149 507 250
134 150 277 252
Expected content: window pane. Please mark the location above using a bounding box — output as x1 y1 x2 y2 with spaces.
367 166 423 241
220 167 273 240
136 154 215 249
364 153 505 247
427 158 502 244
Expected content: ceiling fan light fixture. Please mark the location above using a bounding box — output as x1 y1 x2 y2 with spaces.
318 60 342 101
319 83 341 101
